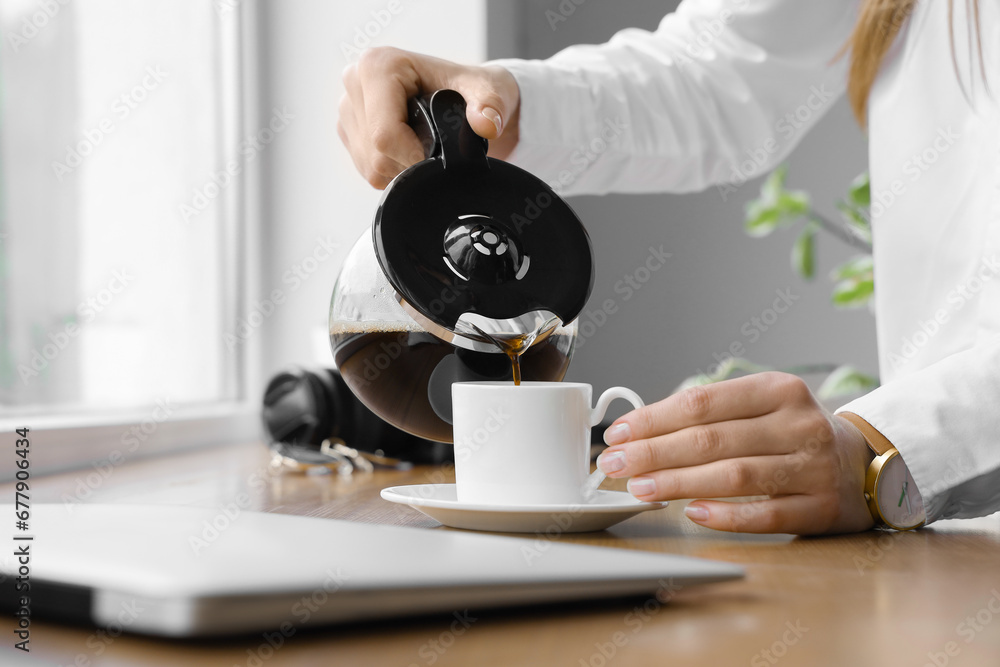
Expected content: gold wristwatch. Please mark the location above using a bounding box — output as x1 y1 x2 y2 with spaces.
839 412 926 531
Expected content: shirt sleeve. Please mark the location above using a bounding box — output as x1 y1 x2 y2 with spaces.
837 334 1000 523
487 0 860 196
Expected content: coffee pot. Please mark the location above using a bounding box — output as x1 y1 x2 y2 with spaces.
329 89 594 443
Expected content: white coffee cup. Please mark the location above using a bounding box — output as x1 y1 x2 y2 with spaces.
451 381 645 506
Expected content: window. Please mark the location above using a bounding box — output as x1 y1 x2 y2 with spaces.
0 0 258 474
0 0 489 478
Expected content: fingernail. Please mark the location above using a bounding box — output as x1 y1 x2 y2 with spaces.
684 504 709 522
604 423 632 445
596 450 626 474
481 107 502 135
627 477 656 497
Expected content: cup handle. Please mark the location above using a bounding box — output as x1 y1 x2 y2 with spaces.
581 387 645 501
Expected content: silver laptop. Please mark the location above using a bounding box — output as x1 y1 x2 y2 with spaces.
0 503 742 637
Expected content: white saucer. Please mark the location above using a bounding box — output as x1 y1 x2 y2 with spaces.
380 484 667 533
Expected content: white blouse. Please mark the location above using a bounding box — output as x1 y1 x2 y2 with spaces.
491 0 1000 523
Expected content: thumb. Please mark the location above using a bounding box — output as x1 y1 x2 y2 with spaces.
452 67 519 141
405 53 518 142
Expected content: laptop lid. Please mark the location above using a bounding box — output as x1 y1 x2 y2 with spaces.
0 504 743 637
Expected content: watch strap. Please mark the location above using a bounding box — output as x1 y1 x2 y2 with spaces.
839 411 895 456
840 411 925 530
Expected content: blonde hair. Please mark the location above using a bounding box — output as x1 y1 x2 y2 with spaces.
846 0 985 125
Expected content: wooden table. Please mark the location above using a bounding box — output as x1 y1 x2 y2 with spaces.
3 442 1000 667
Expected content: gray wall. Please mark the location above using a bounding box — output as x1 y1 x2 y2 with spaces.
489 1 877 408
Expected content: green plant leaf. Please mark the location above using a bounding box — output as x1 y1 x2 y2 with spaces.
831 254 874 280
744 200 782 237
745 164 815 238
848 172 871 208
745 191 811 237
836 202 867 227
831 276 874 308
836 202 873 244
777 190 811 218
817 364 879 400
791 222 818 280
761 164 788 203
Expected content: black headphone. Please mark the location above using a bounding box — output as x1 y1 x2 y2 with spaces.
261 367 453 466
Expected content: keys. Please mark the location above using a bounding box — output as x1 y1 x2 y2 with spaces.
269 439 412 475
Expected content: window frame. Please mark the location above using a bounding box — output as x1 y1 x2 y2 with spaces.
1 0 264 479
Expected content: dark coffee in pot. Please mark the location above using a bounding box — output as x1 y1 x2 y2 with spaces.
331 324 573 443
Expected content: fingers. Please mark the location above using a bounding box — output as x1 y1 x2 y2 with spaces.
358 50 425 171
598 412 790 477
677 420 876 535
682 495 842 535
599 409 836 478
604 372 816 445
624 453 820 502
336 47 522 188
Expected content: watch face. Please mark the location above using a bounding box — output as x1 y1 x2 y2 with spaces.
875 452 926 529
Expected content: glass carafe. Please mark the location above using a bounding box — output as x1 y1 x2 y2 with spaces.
329 90 593 444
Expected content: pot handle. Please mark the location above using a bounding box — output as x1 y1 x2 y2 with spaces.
407 93 438 161
407 90 489 171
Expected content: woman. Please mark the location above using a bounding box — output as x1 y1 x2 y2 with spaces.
337 0 999 534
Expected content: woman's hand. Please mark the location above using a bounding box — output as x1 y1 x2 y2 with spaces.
338 47 520 189
596 372 876 535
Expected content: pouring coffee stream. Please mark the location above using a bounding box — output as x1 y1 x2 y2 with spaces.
467 323 548 387
329 89 595 441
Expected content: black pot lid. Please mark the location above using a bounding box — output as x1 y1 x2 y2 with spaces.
373 89 594 342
